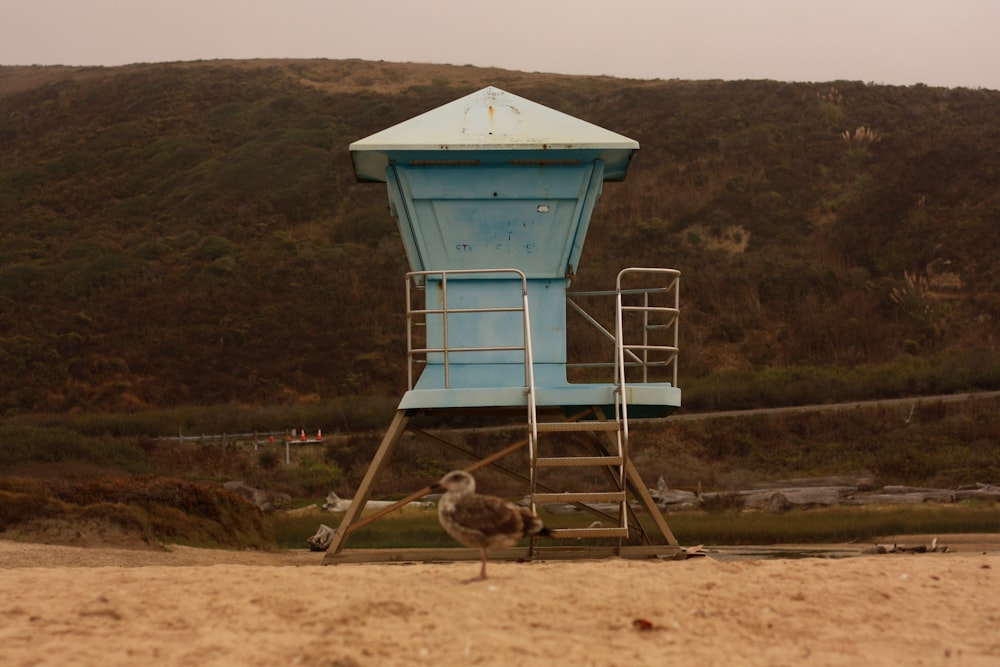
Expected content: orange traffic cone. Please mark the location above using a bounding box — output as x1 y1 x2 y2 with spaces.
317 428 323 441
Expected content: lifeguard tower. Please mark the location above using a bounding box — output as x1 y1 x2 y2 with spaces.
322 87 683 563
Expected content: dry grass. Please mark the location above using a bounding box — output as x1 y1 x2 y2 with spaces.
269 501 1000 550
0 58 633 97
0 476 275 550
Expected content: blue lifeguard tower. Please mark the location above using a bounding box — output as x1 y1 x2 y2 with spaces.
323 87 683 563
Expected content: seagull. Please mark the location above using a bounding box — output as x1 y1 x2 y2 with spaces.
430 470 551 581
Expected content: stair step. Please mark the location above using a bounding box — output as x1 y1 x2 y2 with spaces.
535 421 620 432
533 491 626 504
535 456 623 468
547 527 628 539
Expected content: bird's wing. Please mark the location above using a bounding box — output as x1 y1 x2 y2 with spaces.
446 495 524 537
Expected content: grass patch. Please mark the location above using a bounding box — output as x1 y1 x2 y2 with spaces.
272 506 451 550
5 396 398 438
683 350 1000 412
665 504 1000 545
269 502 999 550
0 424 152 473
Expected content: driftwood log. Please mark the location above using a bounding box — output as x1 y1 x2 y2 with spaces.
862 538 950 554
322 491 435 512
308 524 336 551
310 478 996 523
648 479 1000 513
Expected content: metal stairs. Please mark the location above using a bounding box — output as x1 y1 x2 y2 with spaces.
403 267 680 547
528 400 630 540
525 268 681 546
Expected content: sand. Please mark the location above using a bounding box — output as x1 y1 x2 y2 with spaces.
1 537 998 666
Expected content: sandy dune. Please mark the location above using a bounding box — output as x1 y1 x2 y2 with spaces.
1 538 998 666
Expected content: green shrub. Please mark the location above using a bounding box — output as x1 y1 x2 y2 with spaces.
293 457 342 496
0 424 151 473
258 448 280 470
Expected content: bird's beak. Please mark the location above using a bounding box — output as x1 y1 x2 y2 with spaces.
429 483 444 493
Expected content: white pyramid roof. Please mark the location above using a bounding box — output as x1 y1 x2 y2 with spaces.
351 86 639 181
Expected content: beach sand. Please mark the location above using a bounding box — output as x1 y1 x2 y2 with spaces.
1 536 998 666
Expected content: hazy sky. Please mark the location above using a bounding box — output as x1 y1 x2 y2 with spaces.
3 1 998 90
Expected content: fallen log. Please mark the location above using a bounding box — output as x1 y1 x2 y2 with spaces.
955 483 1000 502
307 524 336 551
752 476 877 491
862 538 949 554
742 486 855 511
846 490 957 505
322 491 434 512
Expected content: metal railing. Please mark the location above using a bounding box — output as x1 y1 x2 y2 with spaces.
405 267 539 464
405 268 534 390
616 268 681 386
566 267 680 387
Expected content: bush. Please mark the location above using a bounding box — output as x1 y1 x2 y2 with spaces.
293 457 342 497
0 476 276 549
258 448 280 470
0 424 151 472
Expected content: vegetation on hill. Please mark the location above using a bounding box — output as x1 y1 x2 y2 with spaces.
2 60 999 417
3 61 998 549
0 474 275 549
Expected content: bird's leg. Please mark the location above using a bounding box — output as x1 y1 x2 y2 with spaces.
462 548 489 584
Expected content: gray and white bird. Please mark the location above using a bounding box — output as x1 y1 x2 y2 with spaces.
430 470 551 581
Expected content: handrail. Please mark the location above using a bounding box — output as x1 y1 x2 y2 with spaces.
617 268 680 387
566 268 680 387
521 279 538 464
614 276 630 446
405 268 533 390
405 267 539 472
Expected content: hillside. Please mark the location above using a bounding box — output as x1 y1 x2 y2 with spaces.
2 59 999 416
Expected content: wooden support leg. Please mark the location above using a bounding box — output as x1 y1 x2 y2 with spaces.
624 459 680 547
321 410 410 561
341 432 533 537
586 406 679 548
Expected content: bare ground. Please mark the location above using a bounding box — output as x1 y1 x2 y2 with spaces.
1 535 998 666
